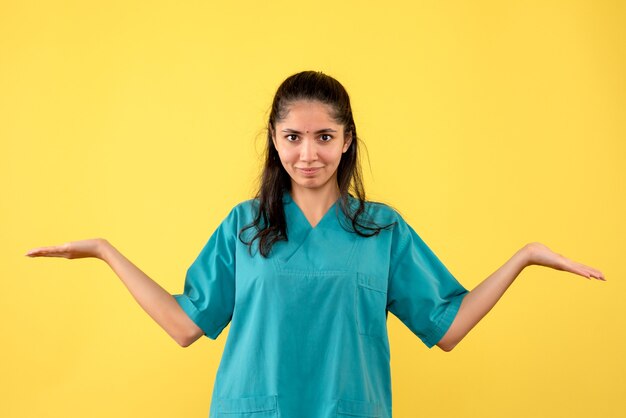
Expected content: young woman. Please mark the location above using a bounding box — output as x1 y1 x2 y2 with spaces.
26 71 605 418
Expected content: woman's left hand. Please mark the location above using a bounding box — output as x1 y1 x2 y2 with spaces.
523 242 606 281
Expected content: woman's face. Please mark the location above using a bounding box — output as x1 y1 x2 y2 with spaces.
272 100 352 195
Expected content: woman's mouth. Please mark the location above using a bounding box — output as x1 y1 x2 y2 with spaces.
297 167 322 176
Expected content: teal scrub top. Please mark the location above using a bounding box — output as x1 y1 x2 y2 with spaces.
174 192 469 418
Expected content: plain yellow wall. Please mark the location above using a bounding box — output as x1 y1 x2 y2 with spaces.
2 1 624 417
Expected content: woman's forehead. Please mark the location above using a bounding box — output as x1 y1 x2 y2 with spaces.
278 100 340 126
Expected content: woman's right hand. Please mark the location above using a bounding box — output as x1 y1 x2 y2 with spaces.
26 238 108 260
25 237 202 346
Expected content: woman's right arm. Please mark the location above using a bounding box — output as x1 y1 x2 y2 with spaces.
26 238 204 347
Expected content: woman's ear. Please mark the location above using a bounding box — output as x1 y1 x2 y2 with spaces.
270 126 277 148
342 129 353 153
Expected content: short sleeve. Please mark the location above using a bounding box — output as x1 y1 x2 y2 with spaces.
173 207 238 340
386 215 469 348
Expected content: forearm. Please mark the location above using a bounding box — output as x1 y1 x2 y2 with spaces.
98 239 203 347
437 245 530 351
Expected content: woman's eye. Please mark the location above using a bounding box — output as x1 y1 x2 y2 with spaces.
286 134 298 141
320 134 332 141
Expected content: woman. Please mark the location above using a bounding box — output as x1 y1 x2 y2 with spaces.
26 71 605 418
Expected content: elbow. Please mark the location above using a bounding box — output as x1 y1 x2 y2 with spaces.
176 336 193 348
174 327 204 348
436 337 460 352
439 342 457 352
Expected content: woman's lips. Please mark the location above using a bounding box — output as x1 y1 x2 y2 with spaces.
297 167 322 176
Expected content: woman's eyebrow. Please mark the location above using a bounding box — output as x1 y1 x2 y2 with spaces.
281 128 338 134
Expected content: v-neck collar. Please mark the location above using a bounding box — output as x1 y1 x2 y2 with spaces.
283 191 341 230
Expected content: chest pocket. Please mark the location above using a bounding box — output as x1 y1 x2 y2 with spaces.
355 273 388 340
216 395 277 417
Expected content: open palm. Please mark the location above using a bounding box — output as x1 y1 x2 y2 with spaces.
25 238 106 260
525 242 605 281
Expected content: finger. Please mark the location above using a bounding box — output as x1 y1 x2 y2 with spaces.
592 269 606 281
574 262 606 281
582 269 606 281
25 246 65 257
26 246 51 255
25 247 48 256
569 266 592 280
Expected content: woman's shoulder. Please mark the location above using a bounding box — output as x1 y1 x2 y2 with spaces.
357 197 405 225
232 197 258 210
228 198 259 220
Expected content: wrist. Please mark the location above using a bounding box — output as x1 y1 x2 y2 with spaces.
517 244 534 268
96 238 113 262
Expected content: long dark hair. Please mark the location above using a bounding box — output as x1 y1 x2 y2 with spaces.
240 70 394 257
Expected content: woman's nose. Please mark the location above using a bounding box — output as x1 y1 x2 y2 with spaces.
300 139 318 162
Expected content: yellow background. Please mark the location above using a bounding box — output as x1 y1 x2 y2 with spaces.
2 1 624 417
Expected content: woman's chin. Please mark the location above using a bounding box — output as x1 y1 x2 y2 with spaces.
291 178 330 191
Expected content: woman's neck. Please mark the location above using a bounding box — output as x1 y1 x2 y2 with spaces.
289 183 340 226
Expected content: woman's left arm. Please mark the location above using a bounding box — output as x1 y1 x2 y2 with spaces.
436 242 606 352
